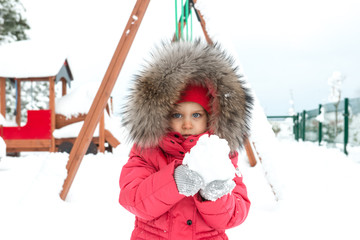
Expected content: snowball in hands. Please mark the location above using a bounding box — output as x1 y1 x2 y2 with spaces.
183 135 235 185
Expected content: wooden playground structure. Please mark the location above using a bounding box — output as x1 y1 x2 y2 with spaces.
57 0 258 200
0 59 120 155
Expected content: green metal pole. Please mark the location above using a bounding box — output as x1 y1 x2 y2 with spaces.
344 98 349 155
186 0 189 40
190 5 193 41
175 0 178 40
302 110 306 141
181 0 184 40
318 104 322 146
293 115 297 141
295 113 300 141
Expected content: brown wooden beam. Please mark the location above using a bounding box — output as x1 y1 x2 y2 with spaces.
61 78 67 96
99 112 105 153
60 0 151 201
192 0 213 45
105 130 120 148
244 138 257 167
55 113 87 129
5 139 51 152
0 77 6 118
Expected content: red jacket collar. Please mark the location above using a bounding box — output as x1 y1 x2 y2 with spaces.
159 132 210 159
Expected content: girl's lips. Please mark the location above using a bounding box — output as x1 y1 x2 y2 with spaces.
182 134 191 139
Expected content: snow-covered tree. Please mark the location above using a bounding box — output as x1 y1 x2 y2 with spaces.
21 81 49 124
5 80 50 124
271 122 281 137
5 80 16 121
0 0 29 44
328 71 345 136
1 0 31 123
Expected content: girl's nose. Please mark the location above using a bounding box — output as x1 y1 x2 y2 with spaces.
182 119 192 129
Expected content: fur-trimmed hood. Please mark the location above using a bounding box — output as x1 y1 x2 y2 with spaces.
121 40 253 151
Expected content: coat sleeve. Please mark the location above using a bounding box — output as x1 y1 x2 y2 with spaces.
193 151 250 229
119 145 184 220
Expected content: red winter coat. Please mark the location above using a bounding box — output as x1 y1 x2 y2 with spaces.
119 132 250 240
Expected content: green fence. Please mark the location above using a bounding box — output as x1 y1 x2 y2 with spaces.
267 97 360 155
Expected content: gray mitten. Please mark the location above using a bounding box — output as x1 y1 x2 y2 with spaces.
174 165 205 197
200 179 236 201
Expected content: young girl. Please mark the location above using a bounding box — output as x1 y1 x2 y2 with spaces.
119 40 253 239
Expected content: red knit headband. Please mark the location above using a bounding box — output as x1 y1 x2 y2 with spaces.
177 85 211 113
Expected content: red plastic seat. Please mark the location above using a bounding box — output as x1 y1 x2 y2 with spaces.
1 110 51 139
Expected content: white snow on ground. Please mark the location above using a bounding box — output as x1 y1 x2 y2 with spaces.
0 115 7 159
0 137 5 159
0 138 359 240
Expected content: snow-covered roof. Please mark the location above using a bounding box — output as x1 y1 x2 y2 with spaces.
0 40 73 82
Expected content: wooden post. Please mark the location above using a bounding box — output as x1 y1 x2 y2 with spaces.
62 78 67 96
16 79 21 126
60 0 151 201
192 0 213 45
49 77 56 152
244 138 257 167
0 77 6 118
99 111 105 153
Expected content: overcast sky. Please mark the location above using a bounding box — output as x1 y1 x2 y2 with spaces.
20 0 360 115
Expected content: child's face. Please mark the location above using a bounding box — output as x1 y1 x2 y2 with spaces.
169 102 208 139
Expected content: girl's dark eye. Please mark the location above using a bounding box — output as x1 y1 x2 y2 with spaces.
192 113 201 118
172 113 182 119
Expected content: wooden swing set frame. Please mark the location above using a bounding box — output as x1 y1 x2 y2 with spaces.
60 0 257 200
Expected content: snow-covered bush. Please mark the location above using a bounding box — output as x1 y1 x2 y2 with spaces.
349 114 360 146
268 118 295 140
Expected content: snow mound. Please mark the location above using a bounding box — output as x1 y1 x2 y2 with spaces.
0 114 5 125
0 114 6 159
55 82 100 118
183 134 236 184
0 137 5 159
